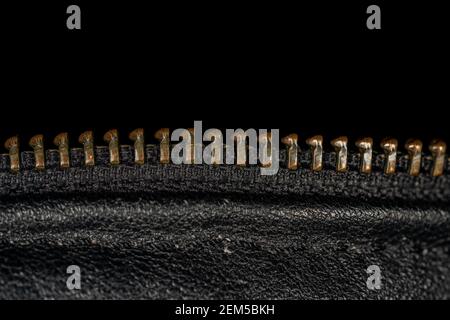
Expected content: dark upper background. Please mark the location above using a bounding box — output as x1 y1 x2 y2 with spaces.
1 0 448 148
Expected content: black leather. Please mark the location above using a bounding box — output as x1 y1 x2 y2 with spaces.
1 145 449 299
1 191 449 299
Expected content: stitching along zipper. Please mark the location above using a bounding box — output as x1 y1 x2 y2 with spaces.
1 129 448 177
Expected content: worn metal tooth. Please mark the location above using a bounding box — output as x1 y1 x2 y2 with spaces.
78 131 95 166
53 132 70 168
187 128 205 165
404 139 422 176
154 128 170 164
203 129 223 165
380 138 398 175
186 128 207 165
259 132 273 168
355 137 373 174
129 128 145 165
305 135 323 171
429 139 447 177
29 134 45 170
4 136 20 172
233 131 249 166
187 128 196 164
103 129 120 165
330 136 348 172
281 134 298 170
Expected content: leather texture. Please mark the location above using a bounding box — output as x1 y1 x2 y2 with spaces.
1 145 449 299
1 192 449 299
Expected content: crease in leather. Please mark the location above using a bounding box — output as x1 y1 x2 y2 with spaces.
1 193 449 299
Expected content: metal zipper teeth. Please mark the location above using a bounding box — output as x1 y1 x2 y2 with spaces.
1 129 448 177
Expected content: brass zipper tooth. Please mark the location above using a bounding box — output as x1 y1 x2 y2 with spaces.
330 136 348 172
233 131 250 166
29 134 45 170
203 129 223 165
380 138 398 175
78 131 95 166
103 129 120 165
404 139 422 176
355 137 373 174
186 128 205 165
429 139 447 177
281 134 299 170
305 135 323 171
154 128 170 164
187 128 196 164
53 132 70 168
4 136 20 172
259 132 273 168
129 128 145 165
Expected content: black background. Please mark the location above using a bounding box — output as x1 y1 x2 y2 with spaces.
1 1 449 146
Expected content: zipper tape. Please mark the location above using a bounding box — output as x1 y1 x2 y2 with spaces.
0 150 449 203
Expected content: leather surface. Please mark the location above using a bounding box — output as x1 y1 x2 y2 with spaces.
1 192 449 299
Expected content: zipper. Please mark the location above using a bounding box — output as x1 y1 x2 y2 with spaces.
1 128 448 177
